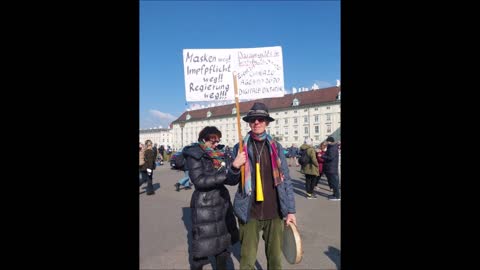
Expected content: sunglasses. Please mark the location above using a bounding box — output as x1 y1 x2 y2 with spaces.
248 117 266 123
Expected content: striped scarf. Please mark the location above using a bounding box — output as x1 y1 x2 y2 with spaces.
243 131 284 195
198 141 225 169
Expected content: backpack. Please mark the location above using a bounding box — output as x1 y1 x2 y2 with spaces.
174 152 186 169
298 149 311 166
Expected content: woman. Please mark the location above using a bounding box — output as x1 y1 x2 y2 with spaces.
139 142 146 186
315 141 329 191
182 126 245 270
140 140 156 195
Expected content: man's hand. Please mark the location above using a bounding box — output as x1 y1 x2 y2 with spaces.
285 213 297 226
232 151 246 169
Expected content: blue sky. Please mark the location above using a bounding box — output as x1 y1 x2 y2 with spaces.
140 0 340 129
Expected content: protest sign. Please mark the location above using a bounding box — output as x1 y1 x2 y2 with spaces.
183 46 284 101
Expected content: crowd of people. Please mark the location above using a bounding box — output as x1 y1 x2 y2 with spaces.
139 102 341 270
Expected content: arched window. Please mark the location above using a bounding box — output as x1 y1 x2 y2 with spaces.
292 98 300 106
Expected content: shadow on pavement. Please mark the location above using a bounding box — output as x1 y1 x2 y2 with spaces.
182 207 195 269
314 191 330 198
291 176 334 199
183 207 263 270
140 183 161 193
324 246 340 269
313 180 331 198
290 178 308 197
230 240 263 270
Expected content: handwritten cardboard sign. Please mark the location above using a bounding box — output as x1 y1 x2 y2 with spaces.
183 46 284 101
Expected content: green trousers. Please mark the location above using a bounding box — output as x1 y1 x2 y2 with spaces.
239 217 284 270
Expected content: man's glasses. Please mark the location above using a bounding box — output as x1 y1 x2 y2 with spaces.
248 117 266 123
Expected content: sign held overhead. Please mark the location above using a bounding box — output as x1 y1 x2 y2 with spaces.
183 46 284 101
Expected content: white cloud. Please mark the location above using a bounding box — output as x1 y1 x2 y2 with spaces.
149 110 177 121
189 103 203 111
140 109 178 129
313 80 333 89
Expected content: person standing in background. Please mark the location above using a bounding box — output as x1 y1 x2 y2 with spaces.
152 143 158 168
159 145 165 164
175 158 192 191
300 138 319 199
288 143 299 167
322 136 340 201
140 140 156 195
139 142 147 187
315 141 329 191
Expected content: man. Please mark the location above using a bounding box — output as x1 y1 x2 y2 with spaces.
299 138 319 199
322 136 340 201
174 157 192 191
228 102 297 270
152 143 158 169
287 143 299 167
159 145 165 164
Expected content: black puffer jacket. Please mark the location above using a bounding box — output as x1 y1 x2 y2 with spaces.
322 143 339 174
182 144 239 258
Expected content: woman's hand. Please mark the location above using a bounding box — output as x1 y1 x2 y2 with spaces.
232 151 246 169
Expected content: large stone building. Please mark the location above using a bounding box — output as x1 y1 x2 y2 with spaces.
139 127 173 147
167 86 341 150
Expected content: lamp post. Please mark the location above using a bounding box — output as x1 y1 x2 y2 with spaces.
179 121 185 148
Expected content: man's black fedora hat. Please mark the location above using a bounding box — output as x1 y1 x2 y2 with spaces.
242 102 275 122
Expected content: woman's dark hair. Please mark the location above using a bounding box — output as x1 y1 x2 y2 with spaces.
198 126 222 142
